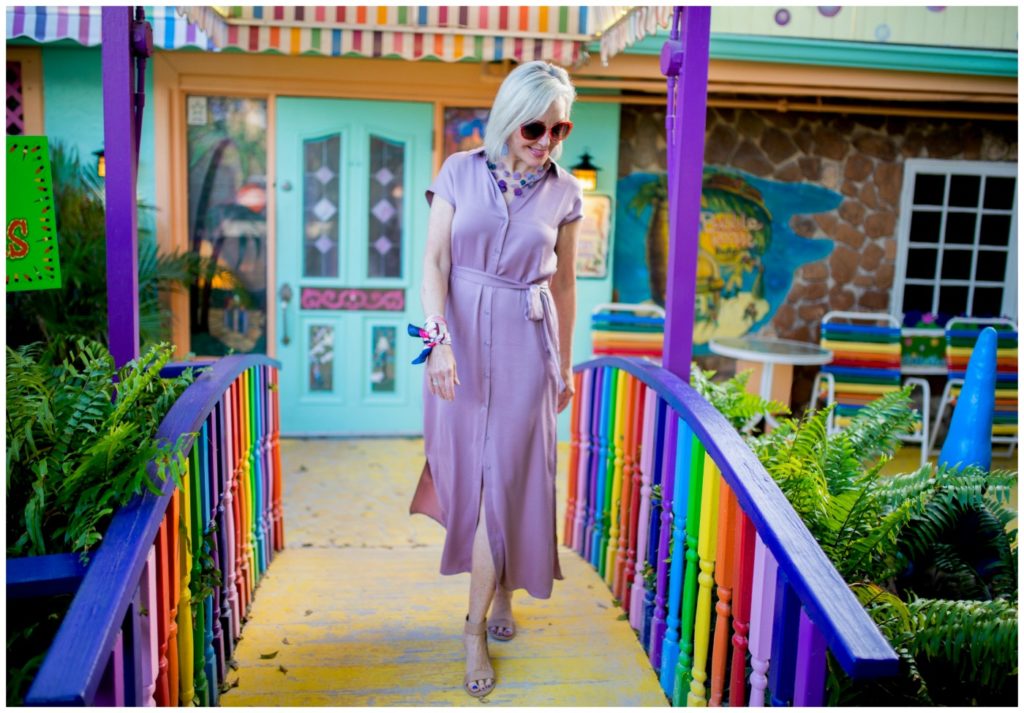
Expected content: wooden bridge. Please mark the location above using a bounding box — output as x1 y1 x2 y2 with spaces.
218 437 667 706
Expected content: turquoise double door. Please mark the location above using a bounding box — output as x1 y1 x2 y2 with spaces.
275 98 432 435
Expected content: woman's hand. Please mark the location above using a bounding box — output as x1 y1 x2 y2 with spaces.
427 344 460 401
557 367 575 413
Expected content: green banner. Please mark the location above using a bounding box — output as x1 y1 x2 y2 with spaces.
7 136 62 292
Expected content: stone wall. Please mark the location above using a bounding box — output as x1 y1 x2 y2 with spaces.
618 104 1017 406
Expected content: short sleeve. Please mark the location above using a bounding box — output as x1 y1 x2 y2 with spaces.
559 184 584 226
425 153 459 208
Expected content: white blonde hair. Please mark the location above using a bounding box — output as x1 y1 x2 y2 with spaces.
483 61 577 163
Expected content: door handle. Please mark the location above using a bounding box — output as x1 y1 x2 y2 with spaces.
279 283 293 345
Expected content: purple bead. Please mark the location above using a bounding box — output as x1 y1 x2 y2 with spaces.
503 170 510 177
513 187 523 197
513 172 521 180
497 180 507 191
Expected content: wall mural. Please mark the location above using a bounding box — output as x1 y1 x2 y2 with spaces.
613 167 840 353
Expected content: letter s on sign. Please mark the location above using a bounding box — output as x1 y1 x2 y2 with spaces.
7 218 29 259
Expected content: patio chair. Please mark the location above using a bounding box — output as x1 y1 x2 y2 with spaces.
927 317 1018 458
811 311 931 467
591 303 665 360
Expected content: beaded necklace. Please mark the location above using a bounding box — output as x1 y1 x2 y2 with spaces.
486 159 549 198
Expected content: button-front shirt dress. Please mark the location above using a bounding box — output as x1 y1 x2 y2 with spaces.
417 148 583 599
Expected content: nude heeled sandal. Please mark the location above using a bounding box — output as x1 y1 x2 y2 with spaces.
463 616 496 698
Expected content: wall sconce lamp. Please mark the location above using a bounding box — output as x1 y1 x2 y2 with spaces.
570 150 600 192
93 149 105 178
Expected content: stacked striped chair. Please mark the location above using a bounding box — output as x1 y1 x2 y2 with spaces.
927 317 1018 457
590 303 665 360
811 311 931 466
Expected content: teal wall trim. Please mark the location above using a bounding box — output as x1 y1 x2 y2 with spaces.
557 100 619 441
41 46 158 241
620 32 1018 77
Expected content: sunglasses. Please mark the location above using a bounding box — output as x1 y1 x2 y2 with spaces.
519 120 573 142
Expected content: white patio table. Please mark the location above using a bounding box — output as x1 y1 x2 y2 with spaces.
709 336 833 429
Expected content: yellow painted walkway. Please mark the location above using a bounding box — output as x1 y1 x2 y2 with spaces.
220 438 668 706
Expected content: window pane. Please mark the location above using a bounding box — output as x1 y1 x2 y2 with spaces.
975 249 1008 283
979 213 1011 246
309 325 334 392
972 287 1004 317
948 174 981 208
902 284 934 315
906 248 938 279
938 285 968 317
909 210 941 243
7 61 24 135
367 136 404 278
370 325 397 393
983 176 1015 210
304 134 341 278
913 174 946 205
186 96 269 357
939 249 972 280
943 211 977 244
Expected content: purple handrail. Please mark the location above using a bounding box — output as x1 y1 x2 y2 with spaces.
574 356 899 679
24 355 280 706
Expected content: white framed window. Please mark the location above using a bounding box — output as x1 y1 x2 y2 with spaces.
893 159 1017 322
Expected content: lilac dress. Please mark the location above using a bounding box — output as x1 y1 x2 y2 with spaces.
420 148 583 599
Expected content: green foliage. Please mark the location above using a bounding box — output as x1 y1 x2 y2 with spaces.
6 336 194 557
5 143 230 351
740 379 1018 705
689 365 789 433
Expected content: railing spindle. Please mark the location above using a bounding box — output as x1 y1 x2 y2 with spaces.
642 398 669 649
650 415 679 669
748 534 778 706
709 481 738 705
769 573 801 707
573 369 594 551
605 370 627 583
623 381 647 613
671 428 707 701
729 509 757 707
613 375 637 598
629 389 658 629
565 369 583 546
178 452 196 706
659 420 695 696
684 457 721 706
141 546 158 706
793 608 828 706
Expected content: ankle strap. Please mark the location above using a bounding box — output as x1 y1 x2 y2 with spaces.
464 616 487 635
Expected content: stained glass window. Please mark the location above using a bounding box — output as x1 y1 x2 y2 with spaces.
370 325 397 393
308 325 334 392
304 134 341 278
186 96 268 356
7 61 24 135
367 136 404 279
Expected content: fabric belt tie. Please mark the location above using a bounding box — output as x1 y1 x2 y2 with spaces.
451 265 565 393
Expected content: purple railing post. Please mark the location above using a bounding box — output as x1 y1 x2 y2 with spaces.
101 6 140 367
660 6 711 377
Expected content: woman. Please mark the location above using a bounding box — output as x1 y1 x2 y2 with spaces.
413 60 583 697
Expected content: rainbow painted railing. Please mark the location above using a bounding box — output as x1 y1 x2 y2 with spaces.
10 355 283 706
565 357 899 706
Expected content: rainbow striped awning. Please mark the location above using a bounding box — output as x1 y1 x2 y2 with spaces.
6 6 215 50
180 6 671 66
6 5 670 66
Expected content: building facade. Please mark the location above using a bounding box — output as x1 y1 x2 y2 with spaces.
7 5 1017 432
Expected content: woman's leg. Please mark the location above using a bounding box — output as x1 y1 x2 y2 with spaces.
465 501 495 691
488 584 515 638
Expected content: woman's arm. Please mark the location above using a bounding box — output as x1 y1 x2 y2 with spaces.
421 196 459 401
550 217 582 413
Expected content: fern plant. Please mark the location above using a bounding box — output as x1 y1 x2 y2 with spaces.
690 365 789 433
6 336 194 557
747 386 1017 705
